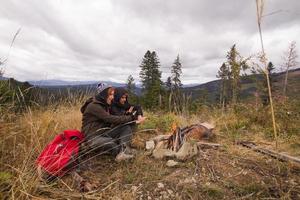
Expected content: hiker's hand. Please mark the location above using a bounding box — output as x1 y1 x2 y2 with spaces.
126 106 134 114
136 116 146 124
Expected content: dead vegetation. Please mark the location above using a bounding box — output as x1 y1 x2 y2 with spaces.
0 102 300 199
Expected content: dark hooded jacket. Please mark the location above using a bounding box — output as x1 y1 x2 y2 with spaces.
111 87 143 116
81 88 134 137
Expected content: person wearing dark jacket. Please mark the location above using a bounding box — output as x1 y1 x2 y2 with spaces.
111 87 143 118
80 83 145 162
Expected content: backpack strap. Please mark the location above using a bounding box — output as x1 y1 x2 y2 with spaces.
63 130 84 140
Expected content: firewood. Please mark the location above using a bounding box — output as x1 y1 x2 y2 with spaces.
174 128 180 152
72 171 96 192
196 142 222 148
237 141 300 164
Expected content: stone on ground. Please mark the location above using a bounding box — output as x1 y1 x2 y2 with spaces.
175 142 198 161
166 160 179 167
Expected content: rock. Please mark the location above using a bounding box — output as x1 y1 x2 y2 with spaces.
146 140 155 150
155 141 167 149
200 122 215 130
179 177 197 186
151 135 170 143
152 141 175 159
131 186 138 193
175 142 198 161
157 182 164 189
166 160 179 167
167 189 174 196
144 151 153 156
160 191 168 199
152 148 175 159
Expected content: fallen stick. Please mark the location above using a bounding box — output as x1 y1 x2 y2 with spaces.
136 129 158 133
237 141 300 164
20 190 48 200
101 179 120 192
37 187 100 200
197 141 222 148
72 171 96 192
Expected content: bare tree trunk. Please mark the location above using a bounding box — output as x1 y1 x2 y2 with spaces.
282 41 298 98
159 94 162 108
283 66 289 97
168 92 172 112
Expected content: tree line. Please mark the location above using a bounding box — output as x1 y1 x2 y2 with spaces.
126 41 298 112
217 42 298 108
126 50 187 113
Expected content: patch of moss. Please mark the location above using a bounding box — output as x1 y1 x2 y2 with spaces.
0 172 12 183
202 184 224 199
233 182 265 196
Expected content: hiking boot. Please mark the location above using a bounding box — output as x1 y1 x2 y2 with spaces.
124 145 137 155
115 151 134 162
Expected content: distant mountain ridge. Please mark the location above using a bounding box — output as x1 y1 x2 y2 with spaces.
0 76 8 81
182 68 300 102
2 68 299 103
28 79 199 88
28 79 126 87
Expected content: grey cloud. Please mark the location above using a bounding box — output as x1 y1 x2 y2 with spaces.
0 0 299 84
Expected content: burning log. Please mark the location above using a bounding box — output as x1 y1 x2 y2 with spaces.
167 123 214 151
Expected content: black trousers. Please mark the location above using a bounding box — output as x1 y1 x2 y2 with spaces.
82 125 133 156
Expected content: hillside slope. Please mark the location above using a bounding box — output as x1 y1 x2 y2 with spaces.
182 68 300 103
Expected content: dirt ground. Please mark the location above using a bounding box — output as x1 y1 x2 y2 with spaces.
36 132 300 200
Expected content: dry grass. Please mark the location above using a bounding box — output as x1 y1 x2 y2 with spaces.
0 102 300 199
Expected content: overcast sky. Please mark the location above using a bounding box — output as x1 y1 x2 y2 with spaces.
0 0 299 84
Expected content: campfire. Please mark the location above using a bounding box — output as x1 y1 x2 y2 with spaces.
146 122 217 161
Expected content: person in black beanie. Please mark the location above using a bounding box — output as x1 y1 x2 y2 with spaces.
111 87 143 118
80 83 145 162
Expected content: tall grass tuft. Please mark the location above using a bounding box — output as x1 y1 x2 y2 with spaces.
255 0 278 148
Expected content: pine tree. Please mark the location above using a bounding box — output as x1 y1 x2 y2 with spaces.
165 76 172 111
126 75 138 104
171 55 183 90
267 62 275 91
139 50 152 91
226 44 249 104
217 62 230 107
126 75 136 95
170 55 183 113
139 50 162 109
165 76 172 92
259 62 275 105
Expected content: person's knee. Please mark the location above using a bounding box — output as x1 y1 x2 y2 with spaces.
121 125 133 137
86 136 116 151
117 125 131 134
118 125 133 143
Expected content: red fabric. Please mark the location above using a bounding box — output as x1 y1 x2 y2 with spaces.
36 130 84 176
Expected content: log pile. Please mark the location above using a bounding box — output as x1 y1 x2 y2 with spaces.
167 123 215 152
146 123 220 160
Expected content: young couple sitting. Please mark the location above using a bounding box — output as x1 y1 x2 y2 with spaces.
80 83 145 162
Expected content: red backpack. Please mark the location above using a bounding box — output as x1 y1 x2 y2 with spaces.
36 130 84 177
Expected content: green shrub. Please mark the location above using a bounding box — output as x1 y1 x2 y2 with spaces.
0 79 33 119
138 112 179 133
